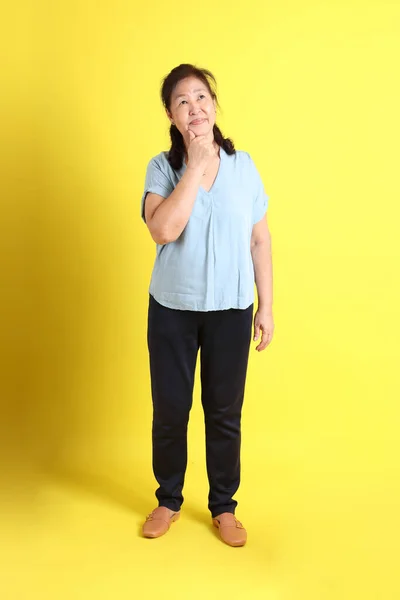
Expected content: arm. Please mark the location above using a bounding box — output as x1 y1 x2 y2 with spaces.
145 165 204 245
251 215 273 311
250 215 274 350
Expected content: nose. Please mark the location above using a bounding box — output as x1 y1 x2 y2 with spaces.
189 101 201 115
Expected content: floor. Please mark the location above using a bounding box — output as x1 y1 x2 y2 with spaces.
1 436 398 600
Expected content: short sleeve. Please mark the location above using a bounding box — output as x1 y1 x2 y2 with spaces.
141 156 175 223
247 154 269 226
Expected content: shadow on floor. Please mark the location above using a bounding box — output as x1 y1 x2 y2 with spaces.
44 463 215 537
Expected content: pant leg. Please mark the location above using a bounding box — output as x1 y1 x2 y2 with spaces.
199 303 253 518
147 294 200 512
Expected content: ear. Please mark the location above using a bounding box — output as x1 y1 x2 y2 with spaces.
166 109 174 124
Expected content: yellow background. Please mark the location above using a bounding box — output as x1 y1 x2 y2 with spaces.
1 0 399 598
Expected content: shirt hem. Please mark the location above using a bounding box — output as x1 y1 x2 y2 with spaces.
149 290 254 312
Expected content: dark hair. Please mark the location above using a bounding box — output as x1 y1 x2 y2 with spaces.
160 63 236 170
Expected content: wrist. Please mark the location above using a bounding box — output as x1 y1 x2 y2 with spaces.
186 160 206 174
257 303 273 314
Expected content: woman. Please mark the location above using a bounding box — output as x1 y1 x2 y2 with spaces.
140 64 274 547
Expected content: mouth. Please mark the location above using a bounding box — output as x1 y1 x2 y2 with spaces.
190 118 206 125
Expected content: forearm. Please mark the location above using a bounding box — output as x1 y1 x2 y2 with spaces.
251 236 273 312
151 166 204 243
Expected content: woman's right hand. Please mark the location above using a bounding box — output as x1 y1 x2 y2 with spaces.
186 129 217 172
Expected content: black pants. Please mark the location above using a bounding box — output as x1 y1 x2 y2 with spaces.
147 294 253 519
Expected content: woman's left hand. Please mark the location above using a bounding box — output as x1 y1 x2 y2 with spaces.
253 309 274 352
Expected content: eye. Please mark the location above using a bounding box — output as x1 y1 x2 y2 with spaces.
179 94 206 106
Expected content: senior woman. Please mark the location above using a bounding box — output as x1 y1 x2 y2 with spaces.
140 64 274 547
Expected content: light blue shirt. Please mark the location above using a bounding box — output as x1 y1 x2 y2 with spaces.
141 146 269 311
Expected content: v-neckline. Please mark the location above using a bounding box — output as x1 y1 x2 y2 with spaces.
182 146 224 195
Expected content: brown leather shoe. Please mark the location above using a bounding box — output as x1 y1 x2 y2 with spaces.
212 512 247 547
142 506 180 538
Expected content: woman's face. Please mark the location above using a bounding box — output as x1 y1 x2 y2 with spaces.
167 76 217 144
